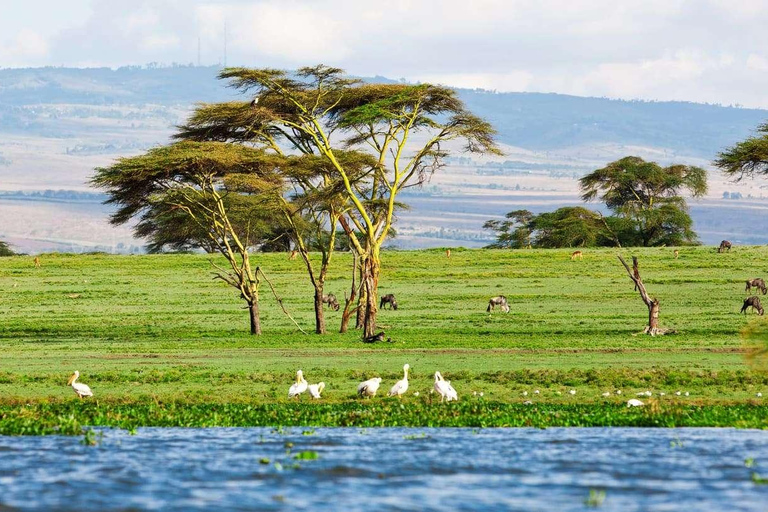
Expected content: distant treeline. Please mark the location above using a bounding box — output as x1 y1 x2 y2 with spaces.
0 190 107 203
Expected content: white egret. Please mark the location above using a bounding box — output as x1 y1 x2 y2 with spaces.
684 392 689 397
757 393 763 398
627 399 644 407
616 390 622 395
675 391 682 396
308 382 325 399
288 370 308 398
534 389 540 394
659 392 666 397
523 400 533 405
569 389 576 395
522 391 528 396
67 371 93 399
357 377 382 398
636 391 652 397
388 364 410 397
601 392 611 397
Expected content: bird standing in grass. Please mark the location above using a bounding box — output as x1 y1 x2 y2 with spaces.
288 370 308 398
627 399 644 407
357 377 382 398
67 371 93 399
433 371 458 402
388 364 410 397
308 382 325 399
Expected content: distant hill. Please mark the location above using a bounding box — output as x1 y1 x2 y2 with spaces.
1 65 766 158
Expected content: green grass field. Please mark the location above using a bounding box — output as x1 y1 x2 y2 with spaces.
1 246 767 432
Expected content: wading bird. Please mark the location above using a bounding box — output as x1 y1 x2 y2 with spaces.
388 364 410 397
308 382 325 399
67 371 93 399
288 370 308 398
627 399 644 407
433 371 458 402
357 377 382 398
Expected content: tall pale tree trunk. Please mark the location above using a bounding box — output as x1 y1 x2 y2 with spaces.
313 284 326 335
248 298 261 335
362 248 381 338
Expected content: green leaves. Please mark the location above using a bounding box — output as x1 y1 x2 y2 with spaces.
715 122 768 181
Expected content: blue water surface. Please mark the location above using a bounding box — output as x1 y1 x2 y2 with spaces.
1 427 767 511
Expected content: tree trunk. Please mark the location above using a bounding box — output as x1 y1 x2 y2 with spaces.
313 285 326 335
249 299 261 335
648 299 660 334
340 252 359 334
355 254 368 329
362 253 380 339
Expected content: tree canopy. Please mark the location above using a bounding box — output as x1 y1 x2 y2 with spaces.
0 240 15 257
715 122 768 181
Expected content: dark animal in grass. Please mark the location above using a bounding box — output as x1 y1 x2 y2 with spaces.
363 331 393 343
380 294 398 310
742 296 765 316
487 295 510 313
718 240 732 253
746 278 767 295
322 293 340 311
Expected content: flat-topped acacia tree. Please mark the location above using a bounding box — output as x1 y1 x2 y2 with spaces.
178 65 501 338
93 141 284 335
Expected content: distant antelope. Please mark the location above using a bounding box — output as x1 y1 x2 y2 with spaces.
289 250 297 260
487 295 510 313
742 296 764 316
746 278 767 295
718 240 732 253
380 294 398 310
571 251 583 261
446 249 451 259
674 250 679 259
33 257 41 268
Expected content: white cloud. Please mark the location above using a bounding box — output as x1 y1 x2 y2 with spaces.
0 29 49 66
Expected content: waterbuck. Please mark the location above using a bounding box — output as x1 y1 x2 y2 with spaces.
380 294 398 310
745 278 767 295
741 296 764 316
718 240 732 253
487 295 510 313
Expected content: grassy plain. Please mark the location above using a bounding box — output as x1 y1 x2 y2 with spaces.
1 246 767 432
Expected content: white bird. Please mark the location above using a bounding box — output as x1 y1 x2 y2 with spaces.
659 392 666 397
413 391 420 397
479 392 484 397
684 392 689 397
616 390 622 395
433 371 458 402
757 393 763 398
675 391 682 396
534 389 540 394
357 377 382 398
288 370 308 398
308 382 325 399
627 399 644 407
569 389 576 395
67 371 93 399
522 391 528 396
637 391 652 397
388 364 410 397
601 392 611 397
523 400 533 405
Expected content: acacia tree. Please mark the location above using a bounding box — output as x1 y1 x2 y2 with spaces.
178 65 501 338
715 122 768 180
92 141 284 335
580 156 707 246
0 240 15 257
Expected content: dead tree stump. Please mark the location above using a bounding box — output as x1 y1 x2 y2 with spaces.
618 255 672 336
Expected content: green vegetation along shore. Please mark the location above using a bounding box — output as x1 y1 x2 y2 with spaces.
1 247 767 433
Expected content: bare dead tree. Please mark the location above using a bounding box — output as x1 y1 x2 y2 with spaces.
618 255 672 336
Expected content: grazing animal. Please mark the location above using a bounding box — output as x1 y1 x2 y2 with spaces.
487 295 510 313
718 240 732 253
745 278 767 295
571 250 583 260
322 293 340 311
289 250 297 260
363 331 393 343
67 371 93 399
388 364 410 397
357 377 382 398
33 256 41 268
433 371 458 402
380 294 398 310
308 382 325 399
288 370 308 398
742 296 765 316
446 249 451 259
674 250 679 259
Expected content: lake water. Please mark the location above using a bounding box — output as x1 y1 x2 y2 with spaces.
1 427 767 511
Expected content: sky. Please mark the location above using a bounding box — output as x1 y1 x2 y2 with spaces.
1 0 768 108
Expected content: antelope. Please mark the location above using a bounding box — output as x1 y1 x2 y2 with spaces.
674 250 679 259
718 240 732 253
745 278 767 295
289 250 298 260
380 294 398 310
322 293 340 311
446 249 451 259
487 295 510 313
571 250 583 260
742 296 764 316
33 256 41 268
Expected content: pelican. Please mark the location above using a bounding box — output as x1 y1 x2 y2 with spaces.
433 372 458 402
288 370 308 398
357 377 382 398
308 382 325 399
627 399 644 407
388 364 410 397
67 371 93 399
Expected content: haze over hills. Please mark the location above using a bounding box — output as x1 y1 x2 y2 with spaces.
1 65 767 253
